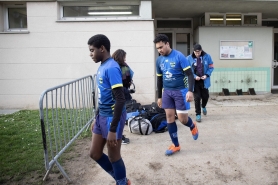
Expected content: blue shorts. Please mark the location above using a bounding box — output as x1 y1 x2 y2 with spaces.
162 89 190 113
93 111 127 140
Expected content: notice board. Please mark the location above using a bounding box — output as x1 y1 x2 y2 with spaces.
220 40 253 59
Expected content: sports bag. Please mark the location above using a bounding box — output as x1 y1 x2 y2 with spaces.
125 110 139 125
126 99 141 113
139 102 167 133
149 113 168 133
128 115 153 135
140 102 165 120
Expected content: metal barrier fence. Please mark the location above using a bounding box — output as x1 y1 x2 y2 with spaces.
39 75 96 182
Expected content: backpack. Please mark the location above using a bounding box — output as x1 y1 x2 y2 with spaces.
128 115 153 135
126 99 141 113
149 113 168 133
139 102 168 133
140 102 165 120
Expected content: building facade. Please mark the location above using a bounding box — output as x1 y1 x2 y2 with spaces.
1 0 278 109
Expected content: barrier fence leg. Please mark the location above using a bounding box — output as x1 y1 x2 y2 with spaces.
43 163 54 181
55 160 71 182
43 160 71 182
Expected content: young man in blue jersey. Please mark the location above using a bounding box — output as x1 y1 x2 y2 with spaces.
187 44 214 122
88 34 131 185
153 34 199 156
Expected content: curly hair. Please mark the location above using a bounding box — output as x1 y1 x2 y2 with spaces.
87 34 110 52
112 49 126 66
153 34 169 44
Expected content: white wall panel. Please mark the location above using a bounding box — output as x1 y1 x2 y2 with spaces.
198 27 272 68
0 30 154 48
27 2 58 17
0 63 96 79
0 2 155 109
111 46 154 64
28 17 154 32
0 78 85 95
127 62 154 78
0 95 41 109
140 1 152 19
0 48 92 64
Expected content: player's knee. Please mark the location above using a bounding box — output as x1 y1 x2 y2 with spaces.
180 117 189 125
89 150 101 161
166 113 175 121
108 154 121 163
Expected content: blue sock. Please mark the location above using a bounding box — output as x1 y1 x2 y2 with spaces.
167 122 179 147
95 153 115 179
112 158 127 185
184 117 195 130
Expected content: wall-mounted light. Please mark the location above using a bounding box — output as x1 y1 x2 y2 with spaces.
210 18 241 21
227 18 241 21
210 18 223 21
88 12 132 15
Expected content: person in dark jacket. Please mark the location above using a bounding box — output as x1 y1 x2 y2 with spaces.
112 49 134 145
112 49 134 102
187 44 214 122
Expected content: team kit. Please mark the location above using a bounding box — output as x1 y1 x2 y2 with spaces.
88 34 214 185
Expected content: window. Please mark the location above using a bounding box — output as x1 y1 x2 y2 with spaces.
2 3 28 32
63 6 139 17
209 14 224 25
262 20 278 28
58 1 152 21
226 14 241 25
205 13 261 26
244 15 257 25
157 20 191 28
8 8 27 29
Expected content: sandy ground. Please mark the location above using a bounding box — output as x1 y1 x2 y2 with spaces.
41 94 278 185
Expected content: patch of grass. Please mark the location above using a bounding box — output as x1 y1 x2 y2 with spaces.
0 110 91 184
0 110 44 184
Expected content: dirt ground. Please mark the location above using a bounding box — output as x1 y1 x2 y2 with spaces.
41 94 278 185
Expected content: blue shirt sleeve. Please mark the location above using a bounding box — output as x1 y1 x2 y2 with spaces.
179 53 191 71
108 66 123 89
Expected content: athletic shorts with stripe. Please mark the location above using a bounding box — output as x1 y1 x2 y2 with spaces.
93 111 127 140
162 88 190 114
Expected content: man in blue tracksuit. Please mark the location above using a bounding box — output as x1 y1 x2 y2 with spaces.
187 44 214 122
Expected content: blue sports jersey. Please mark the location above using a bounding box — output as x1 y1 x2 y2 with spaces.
97 58 124 116
156 49 191 90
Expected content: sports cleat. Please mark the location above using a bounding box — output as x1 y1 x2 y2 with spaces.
202 107 207 115
115 178 131 185
165 144 180 156
196 115 201 122
191 122 199 140
127 179 131 185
